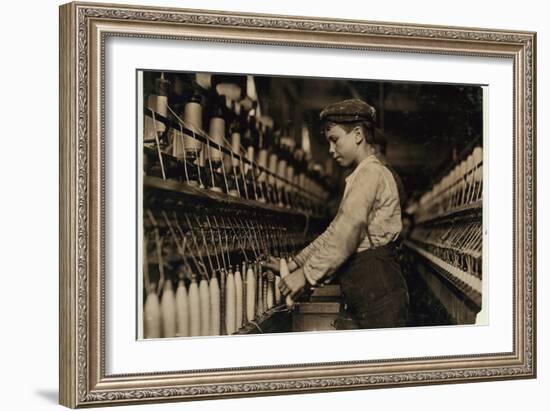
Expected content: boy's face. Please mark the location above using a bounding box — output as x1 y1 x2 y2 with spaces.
325 124 360 168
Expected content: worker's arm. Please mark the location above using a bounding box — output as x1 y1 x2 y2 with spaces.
284 166 382 290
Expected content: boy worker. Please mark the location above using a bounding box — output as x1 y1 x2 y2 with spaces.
275 98 409 329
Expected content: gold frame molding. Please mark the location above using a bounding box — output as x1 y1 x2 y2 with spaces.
59 1 536 408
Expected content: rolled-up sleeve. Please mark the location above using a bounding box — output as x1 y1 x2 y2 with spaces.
300 166 381 285
293 228 330 267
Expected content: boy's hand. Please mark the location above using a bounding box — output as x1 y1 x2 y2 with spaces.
262 256 280 274
279 267 306 300
262 256 298 275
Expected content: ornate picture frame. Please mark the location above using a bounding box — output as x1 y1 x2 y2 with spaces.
59 1 536 407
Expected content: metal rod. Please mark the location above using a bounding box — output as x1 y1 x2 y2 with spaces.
151 112 167 180
178 123 190 184
161 210 193 274
206 215 226 272
179 213 210 279
219 216 234 268
193 216 215 280
172 211 208 278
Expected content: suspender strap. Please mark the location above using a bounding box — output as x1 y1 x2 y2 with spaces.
365 225 375 248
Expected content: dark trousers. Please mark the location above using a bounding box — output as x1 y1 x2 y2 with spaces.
334 243 409 330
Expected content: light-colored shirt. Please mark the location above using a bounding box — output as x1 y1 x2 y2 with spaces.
294 155 402 285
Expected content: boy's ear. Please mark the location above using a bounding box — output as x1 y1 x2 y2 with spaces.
353 126 364 144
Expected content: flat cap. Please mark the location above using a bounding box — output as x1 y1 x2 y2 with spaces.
319 98 376 124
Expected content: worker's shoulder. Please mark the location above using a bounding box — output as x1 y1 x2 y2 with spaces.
354 160 397 188
356 159 386 178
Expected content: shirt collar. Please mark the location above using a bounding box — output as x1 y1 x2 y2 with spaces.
345 154 380 183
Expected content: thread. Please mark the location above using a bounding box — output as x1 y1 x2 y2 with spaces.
276 159 287 189
183 101 203 153
208 117 226 163
231 132 241 168
257 150 268 183
268 153 278 185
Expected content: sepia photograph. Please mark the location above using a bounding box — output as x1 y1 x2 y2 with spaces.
58 2 535 406
138 70 484 339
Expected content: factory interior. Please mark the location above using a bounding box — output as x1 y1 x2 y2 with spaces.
141 70 483 338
